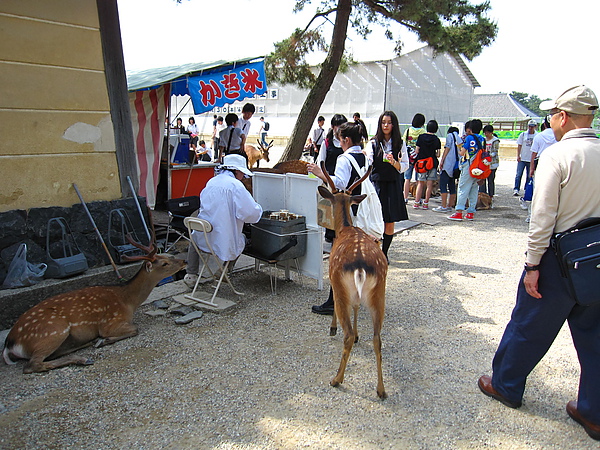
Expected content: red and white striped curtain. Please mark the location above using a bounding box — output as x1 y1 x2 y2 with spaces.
129 84 171 208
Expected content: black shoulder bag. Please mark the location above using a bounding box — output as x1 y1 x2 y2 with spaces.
452 132 461 179
551 217 600 306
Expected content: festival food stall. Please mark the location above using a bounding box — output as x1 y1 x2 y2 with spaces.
126 57 267 208
127 58 324 289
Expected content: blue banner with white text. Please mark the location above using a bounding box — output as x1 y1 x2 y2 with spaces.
187 61 267 114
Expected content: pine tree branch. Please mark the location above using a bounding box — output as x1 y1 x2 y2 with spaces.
300 8 337 36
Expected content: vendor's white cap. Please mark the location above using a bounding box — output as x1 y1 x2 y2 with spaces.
528 120 537 127
539 85 599 115
219 154 253 177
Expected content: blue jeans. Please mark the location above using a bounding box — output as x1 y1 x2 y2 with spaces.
455 162 478 213
514 161 531 191
491 250 600 422
260 132 268 147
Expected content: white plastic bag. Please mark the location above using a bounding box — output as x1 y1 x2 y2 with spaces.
344 154 384 239
2 243 47 289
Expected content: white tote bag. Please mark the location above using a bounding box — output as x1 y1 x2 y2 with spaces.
344 154 384 239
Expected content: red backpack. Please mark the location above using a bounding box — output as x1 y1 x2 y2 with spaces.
469 136 492 179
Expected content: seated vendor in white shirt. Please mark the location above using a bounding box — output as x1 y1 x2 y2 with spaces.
184 154 263 287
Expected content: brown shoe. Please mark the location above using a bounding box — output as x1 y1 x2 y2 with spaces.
566 401 600 441
478 375 522 409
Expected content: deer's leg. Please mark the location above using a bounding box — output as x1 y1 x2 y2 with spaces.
330 289 338 336
329 311 337 336
371 299 387 399
51 339 96 358
353 305 359 343
24 349 92 374
331 302 354 388
95 322 138 347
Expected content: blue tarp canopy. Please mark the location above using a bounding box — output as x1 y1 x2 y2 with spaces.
127 57 267 114
127 57 266 105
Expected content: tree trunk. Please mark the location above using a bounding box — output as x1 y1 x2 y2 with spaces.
278 0 352 162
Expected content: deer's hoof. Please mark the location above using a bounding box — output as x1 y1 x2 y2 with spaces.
354 335 359 343
329 327 337 336
330 379 340 387
83 358 94 366
377 390 388 400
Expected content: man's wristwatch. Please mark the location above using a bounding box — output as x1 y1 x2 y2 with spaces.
524 264 540 272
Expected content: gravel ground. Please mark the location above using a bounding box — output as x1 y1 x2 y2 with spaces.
0 161 597 449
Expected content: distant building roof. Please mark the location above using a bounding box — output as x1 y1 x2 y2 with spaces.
472 93 540 120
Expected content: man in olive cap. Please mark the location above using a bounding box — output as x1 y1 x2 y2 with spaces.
479 86 600 441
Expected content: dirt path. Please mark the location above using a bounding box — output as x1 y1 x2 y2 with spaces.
0 161 596 449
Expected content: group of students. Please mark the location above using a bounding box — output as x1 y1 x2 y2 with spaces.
402 115 501 221
175 103 266 166
172 116 213 164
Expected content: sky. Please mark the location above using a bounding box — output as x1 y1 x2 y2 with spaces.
118 0 599 101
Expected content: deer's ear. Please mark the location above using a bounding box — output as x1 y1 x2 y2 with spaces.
318 185 333 200
145 261 152 272
351 194 367 205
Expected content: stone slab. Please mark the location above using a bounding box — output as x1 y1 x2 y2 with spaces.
144 310 167 317
143 279 189 305
174 310 204 325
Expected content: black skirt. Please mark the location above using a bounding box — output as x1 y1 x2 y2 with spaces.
373 171 409 223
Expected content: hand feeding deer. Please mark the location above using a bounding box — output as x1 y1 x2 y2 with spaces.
2 236 185 373
318 161 388 399
245 139 273 168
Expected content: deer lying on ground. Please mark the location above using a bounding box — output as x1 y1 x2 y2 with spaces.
318 161 388 399
2 237 185 373
245 139 273 168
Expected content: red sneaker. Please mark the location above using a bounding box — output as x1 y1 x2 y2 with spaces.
465 213 474 220
448 212 463 221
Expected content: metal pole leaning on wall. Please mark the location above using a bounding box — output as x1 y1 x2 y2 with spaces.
126 176 152 243
73 183 123 281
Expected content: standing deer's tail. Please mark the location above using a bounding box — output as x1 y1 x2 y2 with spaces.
354 268 366 301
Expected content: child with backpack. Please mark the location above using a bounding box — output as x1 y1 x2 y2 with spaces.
448 119 486 221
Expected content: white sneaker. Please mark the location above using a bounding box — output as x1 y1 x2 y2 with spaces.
519 197 529 210
513 189 519 197
432 206 450 213
183 274 198 288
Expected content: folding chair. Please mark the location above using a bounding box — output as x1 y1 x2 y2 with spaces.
164 196 200 253
183 217 243 307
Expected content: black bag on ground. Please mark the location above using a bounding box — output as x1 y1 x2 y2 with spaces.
552 217 600 306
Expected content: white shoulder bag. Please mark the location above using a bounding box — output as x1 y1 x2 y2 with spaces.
344 153 384 239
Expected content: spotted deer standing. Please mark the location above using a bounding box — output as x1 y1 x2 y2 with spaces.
245 139 273 168
318 161 388 398
2 236 185 373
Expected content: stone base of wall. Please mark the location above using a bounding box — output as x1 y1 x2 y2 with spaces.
0 197 151 287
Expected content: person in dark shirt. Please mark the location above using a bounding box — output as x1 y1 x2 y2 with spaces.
370 111 409 262
413 120 441 209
